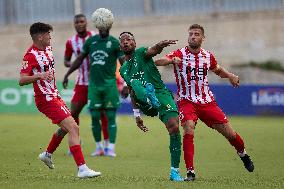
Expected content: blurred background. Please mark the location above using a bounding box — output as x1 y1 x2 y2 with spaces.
0 0 284 115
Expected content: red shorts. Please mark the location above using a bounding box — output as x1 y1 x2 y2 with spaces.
177 99 228 127
71 85 88 105
35 96 71 124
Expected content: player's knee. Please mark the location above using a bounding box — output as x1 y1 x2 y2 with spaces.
106 109 116 124
90 109 101 120
182 121 195 135
166 118 180 134
68 123 79 135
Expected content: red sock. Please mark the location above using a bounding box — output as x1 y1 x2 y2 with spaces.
73 117 79 126
46 133 64 154
70 145 85 166
228 133 245 153
183 134 194 170
101 113 109 140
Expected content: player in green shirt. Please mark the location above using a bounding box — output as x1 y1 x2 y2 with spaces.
119 32 184 182
63 9 124 157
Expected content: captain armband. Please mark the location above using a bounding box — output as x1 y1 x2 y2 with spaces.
133 109 141 118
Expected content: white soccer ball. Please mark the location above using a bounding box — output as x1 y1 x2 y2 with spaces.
91 8 114 30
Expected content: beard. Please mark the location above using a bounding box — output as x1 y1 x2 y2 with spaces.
188 42 200 49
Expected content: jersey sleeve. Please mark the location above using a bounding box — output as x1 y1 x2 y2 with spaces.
82 37 91 55
64 39 73 58
20 53 37 75
209 53 218 70
166 49 183 60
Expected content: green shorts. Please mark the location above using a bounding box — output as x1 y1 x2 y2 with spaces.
88 84 120 110
136 88 178 124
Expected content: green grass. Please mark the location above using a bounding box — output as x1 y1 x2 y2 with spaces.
0 114 284 189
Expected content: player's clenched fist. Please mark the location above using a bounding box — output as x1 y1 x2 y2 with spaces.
37 71 54 82
135 116 149 132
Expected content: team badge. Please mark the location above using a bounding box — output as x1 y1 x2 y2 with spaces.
21 61 28 69
106 41 112 48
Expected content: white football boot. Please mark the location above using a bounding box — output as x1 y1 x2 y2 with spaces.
77 167 101 178
39 152 55 169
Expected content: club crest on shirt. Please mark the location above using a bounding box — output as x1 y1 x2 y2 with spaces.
106 41 112 48
22 61 28 69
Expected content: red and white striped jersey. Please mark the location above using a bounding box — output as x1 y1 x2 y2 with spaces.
167 46 218 104
64 31 96 85
21 45 59 101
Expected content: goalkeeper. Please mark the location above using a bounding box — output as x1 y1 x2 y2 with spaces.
119 31 184 182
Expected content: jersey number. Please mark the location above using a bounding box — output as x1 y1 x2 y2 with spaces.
61 106 70 115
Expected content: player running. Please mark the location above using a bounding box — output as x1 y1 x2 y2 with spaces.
19 22 101 178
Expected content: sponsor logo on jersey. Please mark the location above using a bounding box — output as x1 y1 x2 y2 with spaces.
91 50 109 65
106 41 112 48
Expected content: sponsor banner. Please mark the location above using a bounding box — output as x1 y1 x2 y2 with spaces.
1 80 284 115
165 84 284 116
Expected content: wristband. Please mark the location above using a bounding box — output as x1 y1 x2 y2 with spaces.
133 109 141 118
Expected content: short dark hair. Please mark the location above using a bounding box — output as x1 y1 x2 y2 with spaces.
74 14 86 20
29 22 53 38
119 31 134 40
189 24 204 35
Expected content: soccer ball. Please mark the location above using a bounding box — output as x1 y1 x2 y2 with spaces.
91 8 114 30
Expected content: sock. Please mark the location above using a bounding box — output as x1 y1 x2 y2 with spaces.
183 134 194 171
108 143 115 151
228 132 245 154
101 113 109 140
106 109 117 143
78 164 88 172
91 110 102 142
46 133 64 154
104 139 109 149
169 133 181 168
238 149 247 157
96 141 103 149
131 79 148 103
70 145 85 166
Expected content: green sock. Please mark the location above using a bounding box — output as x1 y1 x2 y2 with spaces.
90 110 102 142
131 79 147 103
106 109 117 144
169 133 181 168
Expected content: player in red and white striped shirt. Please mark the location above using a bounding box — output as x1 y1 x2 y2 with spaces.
156 24 254 181
19 22 100 178
64 14 95 126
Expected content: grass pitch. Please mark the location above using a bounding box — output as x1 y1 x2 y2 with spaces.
0 114 284 189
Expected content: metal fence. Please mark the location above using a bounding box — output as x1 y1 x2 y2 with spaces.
0 0 283 25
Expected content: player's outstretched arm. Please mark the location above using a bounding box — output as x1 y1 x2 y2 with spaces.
19 71 53 86
145 40 178 59
212 65 240 88
62 53 86 89
155 57 181 66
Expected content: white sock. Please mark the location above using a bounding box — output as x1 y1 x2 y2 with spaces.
104 139 109 149
78 164 88 172
96 141 103 149
238 149 247 157
45 151 52 157
108 143 115 150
